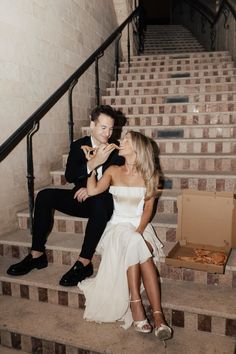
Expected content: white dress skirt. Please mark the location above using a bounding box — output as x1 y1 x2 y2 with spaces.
78 186 164 329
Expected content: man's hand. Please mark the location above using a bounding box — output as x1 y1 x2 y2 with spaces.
81 145 97 160
74 188 89 202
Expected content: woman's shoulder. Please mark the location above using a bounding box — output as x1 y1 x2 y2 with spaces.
106 165 121 173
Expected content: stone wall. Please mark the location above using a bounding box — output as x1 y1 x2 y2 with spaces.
0 0 119 235
113 0 138 58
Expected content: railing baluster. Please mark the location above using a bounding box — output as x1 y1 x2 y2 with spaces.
68 79 78 145
26 122 40 235
115 33 122 95
95 57 100 106
95 52 104 106
127 23 131 73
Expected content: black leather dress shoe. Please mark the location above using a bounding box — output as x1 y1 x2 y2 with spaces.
7 253 48 276
59 261 93 286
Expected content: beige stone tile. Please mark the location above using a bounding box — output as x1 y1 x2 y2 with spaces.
21 334 32 352
29 286 39 301
48 289 58 305
11 283 21 298
68 292 79 309
194 270 207 284
1 330 11 347
53 250 62 265
184 312 197 330
211 316 225 335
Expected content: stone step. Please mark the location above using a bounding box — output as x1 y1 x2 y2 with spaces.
111 75 236 88
17 207 178 243
0 345 28 354
145 32 195 36
49 169 236 192
143 46 205 51
145 31 197 35
1 296 235 354
142 49 206 55
111 124 236 139
145 38 201 42
163 170 236 192
160 154 235 172
0 230 95 268
110 102 236 116
143 43 204 47
119 62 234 74
107 83 236 96
145 34 195 36
122 112 236 127
1 258 236 343
120 56 232 68
152 138 236 155
102 92 236 105
144 41 203 45
64 150 236 177
2 247 236 308
144 40 202 44
131 51 230 61
1 232 236 287
1 253 236 309
118 68 236 81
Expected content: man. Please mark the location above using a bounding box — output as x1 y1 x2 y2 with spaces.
7 105 125 286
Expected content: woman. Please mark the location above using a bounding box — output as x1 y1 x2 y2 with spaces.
77 131 172 343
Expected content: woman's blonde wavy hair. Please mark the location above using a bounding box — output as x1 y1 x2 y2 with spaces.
127 130 160 199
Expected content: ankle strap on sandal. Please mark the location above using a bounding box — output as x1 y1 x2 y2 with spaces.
153 310 162 315
130 299 141 303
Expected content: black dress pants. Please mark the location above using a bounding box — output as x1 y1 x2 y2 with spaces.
32 188 113 260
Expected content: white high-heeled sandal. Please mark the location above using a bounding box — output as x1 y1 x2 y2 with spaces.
153 310 172 345
130 299 152 333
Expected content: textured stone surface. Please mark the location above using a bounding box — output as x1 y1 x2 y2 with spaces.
0 296 236 354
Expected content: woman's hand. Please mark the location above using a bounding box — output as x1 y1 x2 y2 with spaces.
92 144 116 166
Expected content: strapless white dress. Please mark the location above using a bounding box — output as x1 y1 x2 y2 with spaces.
78 186 164 329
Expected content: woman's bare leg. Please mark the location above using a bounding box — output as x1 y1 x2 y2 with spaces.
140 257 166 328
127 263 151 330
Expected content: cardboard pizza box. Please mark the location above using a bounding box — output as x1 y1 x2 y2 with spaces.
165 189 236 273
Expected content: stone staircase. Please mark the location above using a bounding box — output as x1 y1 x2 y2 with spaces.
0 25 236 354
143 25 205 54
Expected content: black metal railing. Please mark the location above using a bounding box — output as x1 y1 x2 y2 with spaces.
172 0 236 50
0 5 145 234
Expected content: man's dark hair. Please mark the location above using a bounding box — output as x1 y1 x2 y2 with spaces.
90 105 118 123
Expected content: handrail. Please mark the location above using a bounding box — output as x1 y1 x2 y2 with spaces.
0 6 140 163
180 0 236 25
181 0 215 25
214 0 236 24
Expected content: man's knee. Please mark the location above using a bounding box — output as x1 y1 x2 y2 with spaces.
36 189 53 203
88 194 113 217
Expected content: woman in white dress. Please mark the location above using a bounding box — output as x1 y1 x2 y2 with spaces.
77 130 172 342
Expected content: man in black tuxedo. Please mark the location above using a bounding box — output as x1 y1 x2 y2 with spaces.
7 105 125 286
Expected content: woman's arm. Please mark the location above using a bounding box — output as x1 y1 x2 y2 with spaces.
86 166 114 196
135 197 155 235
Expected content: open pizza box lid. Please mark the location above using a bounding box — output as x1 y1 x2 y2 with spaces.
165 189 236 273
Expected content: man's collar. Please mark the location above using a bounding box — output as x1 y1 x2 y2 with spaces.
90 136 97 148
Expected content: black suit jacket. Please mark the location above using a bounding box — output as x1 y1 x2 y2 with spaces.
65 136 124 191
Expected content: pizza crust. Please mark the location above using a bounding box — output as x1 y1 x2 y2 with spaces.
177 249 227 266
